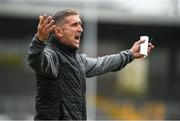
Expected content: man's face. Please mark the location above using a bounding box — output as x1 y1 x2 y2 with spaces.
57 15 83 49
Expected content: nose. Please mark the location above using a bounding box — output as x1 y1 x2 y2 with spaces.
78 24 83 33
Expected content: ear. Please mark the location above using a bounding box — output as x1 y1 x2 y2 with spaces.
54 27 63 38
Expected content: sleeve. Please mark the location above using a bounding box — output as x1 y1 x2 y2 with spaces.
80 50 134 78
26 35 59 78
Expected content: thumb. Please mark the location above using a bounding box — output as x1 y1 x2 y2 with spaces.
39 15 43 24
136 39 145 45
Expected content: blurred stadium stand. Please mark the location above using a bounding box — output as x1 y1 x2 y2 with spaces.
0 0 180 120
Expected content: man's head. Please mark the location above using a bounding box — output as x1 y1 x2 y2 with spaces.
53 9 83 49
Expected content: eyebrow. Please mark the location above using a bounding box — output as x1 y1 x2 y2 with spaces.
71 20 82 25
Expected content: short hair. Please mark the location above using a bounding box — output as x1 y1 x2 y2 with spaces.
52 9 79 25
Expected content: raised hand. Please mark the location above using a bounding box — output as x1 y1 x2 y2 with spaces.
130 40 154 59
36 15 56 42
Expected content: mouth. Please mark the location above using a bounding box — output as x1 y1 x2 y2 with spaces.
74 35 81 42
75 36 80 40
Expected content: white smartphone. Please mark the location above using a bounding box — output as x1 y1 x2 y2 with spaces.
140 36 149 57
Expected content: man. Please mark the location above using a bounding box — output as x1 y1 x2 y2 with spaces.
27 9 154 120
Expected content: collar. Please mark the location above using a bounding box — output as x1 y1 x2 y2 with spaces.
49 34 77 58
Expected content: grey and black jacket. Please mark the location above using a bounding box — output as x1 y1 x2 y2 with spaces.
27 35 134 120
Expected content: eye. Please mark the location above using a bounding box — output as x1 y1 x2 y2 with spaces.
72 23 78 27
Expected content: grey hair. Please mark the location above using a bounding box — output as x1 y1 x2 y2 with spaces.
52 9 79 25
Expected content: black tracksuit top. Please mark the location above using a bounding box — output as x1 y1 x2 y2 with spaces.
27 35 134 120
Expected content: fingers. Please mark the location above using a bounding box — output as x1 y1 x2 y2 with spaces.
147 43 155 55
42 16 52 27
38 14 55 32
148 47 152 55
48 25 56 32
46 20 56 32
39 14 53 26
148 43 155 48
37 14 55 41
39 14 47 25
